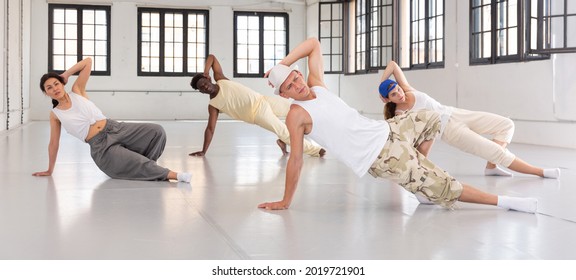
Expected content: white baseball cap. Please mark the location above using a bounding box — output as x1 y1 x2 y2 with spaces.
267 64 299 95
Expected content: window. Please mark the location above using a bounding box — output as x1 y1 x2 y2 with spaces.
48 4 110 75
319 1 345 73
234 12 288 77
138 8 208 76
355 0 394 72
530 0 576 54
410 0 444 68
470 0 521 64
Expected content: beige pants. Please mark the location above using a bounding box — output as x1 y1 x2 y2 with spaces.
368 110 463 209
441 107 515 167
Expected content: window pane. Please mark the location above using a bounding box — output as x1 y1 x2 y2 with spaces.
65 40 77 54
83 25 95 39
248 17 259 29
248 45 259 59
66 25 77 39
483 32 491 57
508 27 518 55
66 9 77 24
151 13 160 26
238 59 248 73
568 16 576 47
54 55 65 70
332 38 342 53
83 40 95 55
275 31 285 44
53 40 64 54
237 45 248 59
264 30 274 44
248 60 259 74
65 56 77 69
95 26 106 40
264 45 274 59
54 9 65 24
275 46 285 59
238 16 248 29
249 30 259 44
551 0 564 15
321 4 331 20
569 2 576 14
482 5 491 31
84 10 94 24
54 24 65 39
264 17 274 29
95 10 106 24
95 56 107 71
551 17 564 48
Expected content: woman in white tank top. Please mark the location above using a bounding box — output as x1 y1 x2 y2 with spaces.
33 58 191 182
377 60 560 179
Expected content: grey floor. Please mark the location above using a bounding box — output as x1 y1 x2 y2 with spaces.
1 120 575 260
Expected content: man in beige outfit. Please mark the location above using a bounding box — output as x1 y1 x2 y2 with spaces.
189 54 325 157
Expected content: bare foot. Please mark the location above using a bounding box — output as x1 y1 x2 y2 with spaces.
276 139 288 155
318 148 326 157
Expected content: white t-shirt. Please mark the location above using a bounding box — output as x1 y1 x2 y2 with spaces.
293 86 390 177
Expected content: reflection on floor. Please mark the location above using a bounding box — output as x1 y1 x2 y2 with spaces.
1 120 575 259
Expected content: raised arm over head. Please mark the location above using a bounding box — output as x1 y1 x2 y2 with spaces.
266 38 326 97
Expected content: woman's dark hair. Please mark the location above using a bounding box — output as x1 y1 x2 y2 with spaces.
40 72 65 108
384 102 396 120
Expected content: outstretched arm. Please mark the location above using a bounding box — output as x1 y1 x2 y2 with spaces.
61 57 92 98
380 60 413 91
258 105 308 210
204 54 228 81
33 112 62 176
189 105 220 156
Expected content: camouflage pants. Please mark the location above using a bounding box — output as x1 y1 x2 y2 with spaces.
368 110 463 208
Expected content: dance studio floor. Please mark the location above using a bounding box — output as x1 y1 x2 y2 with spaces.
1 120 575 260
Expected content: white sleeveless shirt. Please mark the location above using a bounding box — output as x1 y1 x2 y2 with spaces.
52 92 107 141
411 90 453 134
293 86 390 177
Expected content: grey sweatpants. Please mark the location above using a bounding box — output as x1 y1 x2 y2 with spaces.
87 119 170 181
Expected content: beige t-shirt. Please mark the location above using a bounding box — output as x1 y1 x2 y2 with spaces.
209 80 265 123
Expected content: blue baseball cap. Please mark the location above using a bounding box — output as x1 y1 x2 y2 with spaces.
379 79 398 98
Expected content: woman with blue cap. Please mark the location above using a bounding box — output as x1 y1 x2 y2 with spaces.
378 60 559 179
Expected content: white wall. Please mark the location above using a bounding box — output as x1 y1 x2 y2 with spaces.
1 0 29 131
29 0 307 121
1 1 5 132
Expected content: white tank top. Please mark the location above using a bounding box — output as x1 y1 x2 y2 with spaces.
52 92 107 141
411 90 453 134
293 86 390 177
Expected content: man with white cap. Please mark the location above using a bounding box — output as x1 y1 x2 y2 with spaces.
258 37 538 214
189 54 325 157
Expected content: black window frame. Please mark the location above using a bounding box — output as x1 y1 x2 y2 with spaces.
529 0 576 54
410 0 445 69
48 4 111 76
233 11 289 78
355 0 394 73
470 0 523 65
137 7 209 77
319 1 346 74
